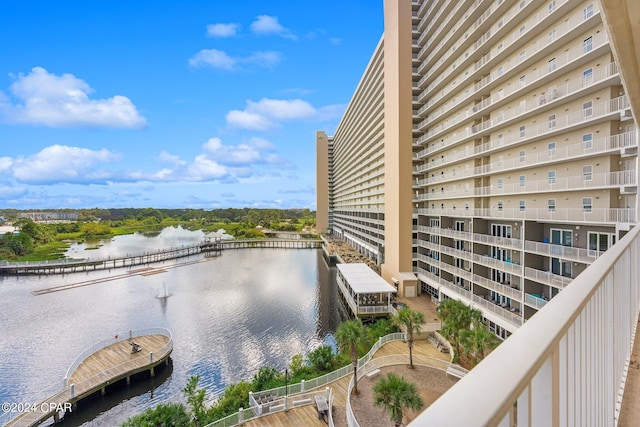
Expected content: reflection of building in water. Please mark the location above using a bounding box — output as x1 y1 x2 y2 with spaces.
315 251 346 338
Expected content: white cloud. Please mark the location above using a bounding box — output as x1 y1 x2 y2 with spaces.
0 184 27 198
0 67 146 128
202 137 277 165
0 157 13 173
11 145 120 183
225 110 272 131
206 23 239 38
189 49 282 71
226 98 317 130
157 151 187 167
1 135 286 187
189 49 236 70
250 15 297 40
186 155 228 181
242 51 282 69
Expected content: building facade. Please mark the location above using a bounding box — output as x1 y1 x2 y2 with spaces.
18 211 79 222
317 0 638 338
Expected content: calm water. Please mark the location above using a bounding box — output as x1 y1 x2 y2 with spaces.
0 227 343 426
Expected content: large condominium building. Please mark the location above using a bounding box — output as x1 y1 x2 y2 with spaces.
317 0 640 338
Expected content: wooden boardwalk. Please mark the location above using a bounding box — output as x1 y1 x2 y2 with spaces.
4 331 172 427
0 238 322 276
241 339 451 427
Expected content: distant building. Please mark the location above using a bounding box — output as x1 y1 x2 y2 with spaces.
18 212 78 222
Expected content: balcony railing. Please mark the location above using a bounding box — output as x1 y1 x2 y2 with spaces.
411 222 640 426
416 207 636 224
524 266 573 289
416 24 611 145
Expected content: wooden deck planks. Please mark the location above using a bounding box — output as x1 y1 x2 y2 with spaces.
242 404 328 427
6 333 171 427
241 339 450 427
69 334 170 385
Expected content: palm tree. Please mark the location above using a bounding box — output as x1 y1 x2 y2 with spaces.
335 319 369 394
393 307 425 369
437 299 482 361
373 373 424 426
460 324 498 365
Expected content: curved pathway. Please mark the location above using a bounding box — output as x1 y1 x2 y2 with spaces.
241 339 452 427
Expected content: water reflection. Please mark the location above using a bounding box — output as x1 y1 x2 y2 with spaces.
0 228 339 426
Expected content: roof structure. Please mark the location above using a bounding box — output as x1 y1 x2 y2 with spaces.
336 263 397 294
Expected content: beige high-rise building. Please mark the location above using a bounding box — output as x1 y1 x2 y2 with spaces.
317 0 639 337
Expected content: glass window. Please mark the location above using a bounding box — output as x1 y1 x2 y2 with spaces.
519 175 526 186
588 232 615 253
548 29 556 42
582 133 593 149
548 114 556 129
548 142 556 156
548 1 556 13
583 36 593 53
519 150 526 162
548 170 556 184
582 197 592 212
583 4 594 20
582 165 593 181
548 199 556 212
519 200 526 211
520 25 526 35
519 125 526 138
497 178 503 189
548 58 556 72
583 100 593 118
519 75 526 87
583 68 593 86
498 201 503 211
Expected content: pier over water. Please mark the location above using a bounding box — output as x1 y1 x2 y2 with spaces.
1 329 172 427
0 237 322 276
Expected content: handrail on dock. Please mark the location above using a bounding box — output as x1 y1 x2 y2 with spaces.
64 327 172 384
0 328 173 427
0 237 323 276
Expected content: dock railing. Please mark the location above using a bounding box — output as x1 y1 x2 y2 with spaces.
0 328 173 427
410 225 640 426
64 328 172 384
206 332 407 427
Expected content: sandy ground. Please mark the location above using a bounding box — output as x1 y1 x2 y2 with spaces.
349 365 458 427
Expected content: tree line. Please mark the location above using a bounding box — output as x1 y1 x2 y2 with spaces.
0 208 317 261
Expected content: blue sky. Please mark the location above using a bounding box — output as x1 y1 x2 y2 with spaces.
0 1 383 210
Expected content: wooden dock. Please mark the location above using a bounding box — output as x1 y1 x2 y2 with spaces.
0 238 322 276
3 329 173 427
